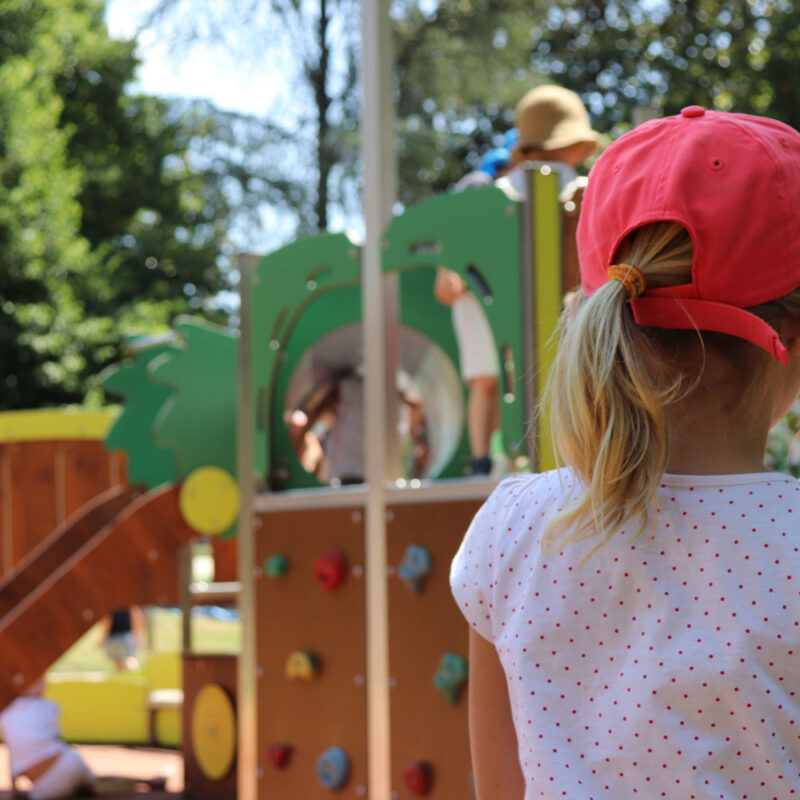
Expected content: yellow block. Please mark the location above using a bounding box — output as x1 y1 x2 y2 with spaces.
191 683 236 780
45 673 149 744
179 466 240 535
154 706 182 747
0 408 119 443
149 688 183 748
146 651 182 691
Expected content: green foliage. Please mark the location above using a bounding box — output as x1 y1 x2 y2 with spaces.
766 398 800 478
0 0 228 409
393 0 544 205
529 0 800 135
0 3 90 407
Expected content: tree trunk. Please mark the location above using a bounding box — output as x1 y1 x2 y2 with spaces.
314 0 331 231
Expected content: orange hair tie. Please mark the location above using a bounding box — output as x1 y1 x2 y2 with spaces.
607 263 646 301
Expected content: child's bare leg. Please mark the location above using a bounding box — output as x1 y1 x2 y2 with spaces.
467 375 500 470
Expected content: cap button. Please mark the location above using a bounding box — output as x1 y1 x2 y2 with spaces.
681 106 706 118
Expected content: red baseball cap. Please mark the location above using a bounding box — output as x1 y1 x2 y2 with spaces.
578 106 800 364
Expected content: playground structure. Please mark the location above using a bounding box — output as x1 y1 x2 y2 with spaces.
0 160 581 800
237 173 581 800
0 410 236 747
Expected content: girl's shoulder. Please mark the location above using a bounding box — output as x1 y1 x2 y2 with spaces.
476 468 579 540
487 468 578 513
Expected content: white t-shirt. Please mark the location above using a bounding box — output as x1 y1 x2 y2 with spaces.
450 469 800 798
0 697 69 777
323 376 364 483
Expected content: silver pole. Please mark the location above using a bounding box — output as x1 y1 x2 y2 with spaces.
360 0 396 797
236 254 258 800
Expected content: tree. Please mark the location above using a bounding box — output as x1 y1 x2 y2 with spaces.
142 0 362 240
126 0 553 240
393 0 545 206
529 0 800 135
0 0 229 408
0 1 92 407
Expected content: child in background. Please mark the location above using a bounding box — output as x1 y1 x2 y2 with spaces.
451 107 800 797
1 679 94 800
101 606 147 671
436 85 599 475
1 679 168 799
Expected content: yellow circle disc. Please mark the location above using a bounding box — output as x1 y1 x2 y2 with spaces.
191 683 237 780
180 466 240 535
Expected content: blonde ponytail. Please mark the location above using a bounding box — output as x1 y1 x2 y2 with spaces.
542 222 694 551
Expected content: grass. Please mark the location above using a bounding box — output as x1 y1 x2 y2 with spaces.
49 607 241 676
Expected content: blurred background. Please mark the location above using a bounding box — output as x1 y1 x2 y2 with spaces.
2 0 799 469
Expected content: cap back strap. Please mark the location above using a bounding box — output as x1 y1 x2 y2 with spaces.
631 297 789 365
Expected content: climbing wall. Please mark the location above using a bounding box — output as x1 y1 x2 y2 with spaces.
248 498 480 798
255 506 368 798
386 499 481 799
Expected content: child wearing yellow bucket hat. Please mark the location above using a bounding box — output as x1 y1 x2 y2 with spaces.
441 85 599 476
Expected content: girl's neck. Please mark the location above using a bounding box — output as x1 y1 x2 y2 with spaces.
664 396 772 476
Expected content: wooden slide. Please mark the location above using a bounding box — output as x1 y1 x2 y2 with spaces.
0 483 196 711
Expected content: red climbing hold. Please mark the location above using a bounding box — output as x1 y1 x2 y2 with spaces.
313 548 347 591
403 761 433 796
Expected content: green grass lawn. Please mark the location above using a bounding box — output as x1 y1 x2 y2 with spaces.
49 607 241 676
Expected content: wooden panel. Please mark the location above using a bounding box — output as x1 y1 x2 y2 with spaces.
0 446 10 576
212 536 238 583
0 483 195 710
0 485 142 620
183 654 238 800
255 506 368 799
109 450 129 487
0 441 130 578
10 442 60 565
387 499 482 800
62 441 117 518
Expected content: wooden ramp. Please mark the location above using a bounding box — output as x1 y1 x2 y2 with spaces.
0 484 143 620
0 484 195 711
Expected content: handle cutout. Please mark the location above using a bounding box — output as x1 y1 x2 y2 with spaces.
466 263 493 303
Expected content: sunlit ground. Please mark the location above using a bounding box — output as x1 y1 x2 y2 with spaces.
50 607 241 675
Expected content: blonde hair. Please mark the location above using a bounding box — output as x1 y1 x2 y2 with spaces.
543 221 800 552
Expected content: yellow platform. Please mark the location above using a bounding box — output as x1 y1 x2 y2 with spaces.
40 653 183 746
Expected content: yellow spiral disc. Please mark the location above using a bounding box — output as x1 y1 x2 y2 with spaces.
179 466 240 535
191 683 237 780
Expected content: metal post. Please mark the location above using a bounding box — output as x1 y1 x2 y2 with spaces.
236 254 258 800
178 544 193 653
360 0 396 797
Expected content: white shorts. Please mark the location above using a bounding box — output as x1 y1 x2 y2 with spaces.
105 632 135 662
451 292 499 380
29 749 95 800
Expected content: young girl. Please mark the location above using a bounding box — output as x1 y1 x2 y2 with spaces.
450 107 800 798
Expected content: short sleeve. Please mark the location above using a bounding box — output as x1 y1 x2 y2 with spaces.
449 477 527 642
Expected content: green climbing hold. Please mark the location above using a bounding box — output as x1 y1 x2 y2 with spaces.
264 554 290 578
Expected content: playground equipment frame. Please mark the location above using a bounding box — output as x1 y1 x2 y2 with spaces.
234 1 565 797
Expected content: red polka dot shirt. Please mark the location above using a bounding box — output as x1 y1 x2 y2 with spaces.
450 469 800 798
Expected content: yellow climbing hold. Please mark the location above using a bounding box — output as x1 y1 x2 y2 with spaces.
285 650 320 681
191 683 237 780
179 466 240 535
